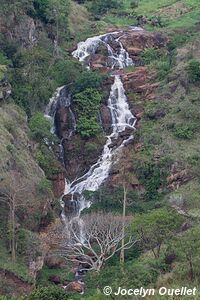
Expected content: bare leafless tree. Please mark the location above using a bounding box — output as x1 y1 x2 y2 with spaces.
56 212 139 272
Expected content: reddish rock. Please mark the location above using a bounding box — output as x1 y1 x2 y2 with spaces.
51 172 65 198
120 30 168 55
64 281 85 293
126 47 143 55
167 170 193 190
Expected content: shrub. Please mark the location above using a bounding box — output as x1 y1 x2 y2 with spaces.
35 146 60 177
74 88 102 117
85 142 98 154
89 0 122 16
37 178 52 194
25 286 69 300
77 116 100 138
188 60 200 82
74 88 102 138
140 48 161 64
173 123 194 139
29 112 52 141
73 71 104 94
130 0 139 9
16 229 42 260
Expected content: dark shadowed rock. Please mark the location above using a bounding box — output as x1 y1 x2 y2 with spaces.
48 275 62 285
100 104 112 133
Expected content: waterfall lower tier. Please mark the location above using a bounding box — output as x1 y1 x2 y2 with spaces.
63 75 136 216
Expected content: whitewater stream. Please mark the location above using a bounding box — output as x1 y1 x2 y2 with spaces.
45 29 140 222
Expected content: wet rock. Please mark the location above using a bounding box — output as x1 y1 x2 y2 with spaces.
100 104 112 133
63 193 80 215
48 275 62 285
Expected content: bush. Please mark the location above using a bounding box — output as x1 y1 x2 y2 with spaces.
37 178 52 194
73 71 104 94
16 229 42 260
140 48 161 64
25 286 69 300
130 0 139 9
89 0 122 16
77 116 100 138
173 123 194 139
74 88 102 138
29 112 52 141
35 146 60 177
188 60 200 82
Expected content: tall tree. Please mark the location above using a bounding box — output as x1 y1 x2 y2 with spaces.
131 208 183 259
0 172 31 262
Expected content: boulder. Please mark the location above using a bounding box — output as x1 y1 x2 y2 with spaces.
64 281 85 293
48 275 62 285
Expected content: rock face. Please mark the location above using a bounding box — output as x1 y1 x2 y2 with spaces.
0 81 12 102
29 256 44 281
89 29 168 70
167 169 193 190
121 67 159 100
100 104 112 133
51 172 66 198
0 15 39 48
120 30 168 58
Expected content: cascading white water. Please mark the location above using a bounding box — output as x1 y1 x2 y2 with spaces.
69 75 136 195
72 31 133 69
64 30 137 213
45 86 65 134
45 85 76 164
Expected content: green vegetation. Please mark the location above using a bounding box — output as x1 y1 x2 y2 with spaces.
74 88 102 138
188 60 200 82
24 286 70 300
1 0 200 298
29 112 52 141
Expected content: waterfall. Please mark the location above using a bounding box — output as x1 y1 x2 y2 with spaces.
72 31 133 69
69 75 136 195
45 85 76 164
63 30 137 216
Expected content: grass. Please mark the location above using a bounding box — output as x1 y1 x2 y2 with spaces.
0 242 32 283
36 264 74 287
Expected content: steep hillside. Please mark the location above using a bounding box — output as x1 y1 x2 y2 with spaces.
0 0 200 299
